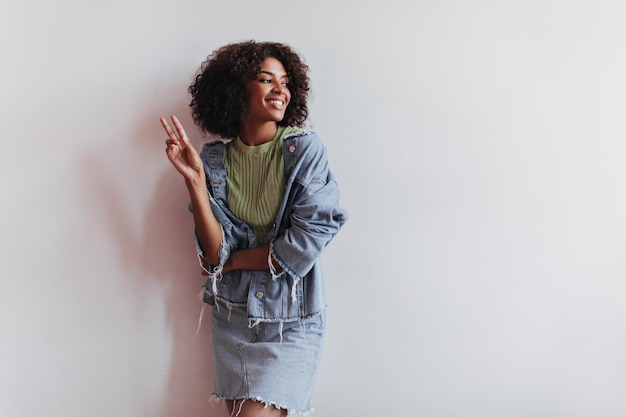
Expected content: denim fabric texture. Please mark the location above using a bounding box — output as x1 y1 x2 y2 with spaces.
191 129 346 414
195 129 348 323
211 300 326 415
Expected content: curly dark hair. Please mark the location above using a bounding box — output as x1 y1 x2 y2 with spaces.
189 41 310 138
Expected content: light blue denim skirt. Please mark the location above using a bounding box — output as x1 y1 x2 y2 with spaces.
211 300 326 415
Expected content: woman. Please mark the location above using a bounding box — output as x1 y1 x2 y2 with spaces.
160 41 347 417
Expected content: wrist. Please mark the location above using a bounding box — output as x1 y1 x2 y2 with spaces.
184 173 206 190
223 253 237 273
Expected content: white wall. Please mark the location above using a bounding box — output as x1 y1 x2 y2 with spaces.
2 1 626 416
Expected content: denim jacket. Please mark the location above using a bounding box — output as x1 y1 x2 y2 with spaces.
195 129 348 323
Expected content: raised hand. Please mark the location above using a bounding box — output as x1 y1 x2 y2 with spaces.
160 115 204 182
161 115 224 268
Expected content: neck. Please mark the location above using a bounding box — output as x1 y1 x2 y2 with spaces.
239 122 278 146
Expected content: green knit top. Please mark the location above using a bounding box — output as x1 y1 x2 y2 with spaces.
224 126 301 241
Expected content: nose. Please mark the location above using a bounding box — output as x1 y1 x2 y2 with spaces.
271 80 285 93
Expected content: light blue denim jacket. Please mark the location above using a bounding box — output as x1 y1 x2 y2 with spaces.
195 129 348 323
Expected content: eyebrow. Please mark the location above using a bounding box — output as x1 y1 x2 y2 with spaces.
259 70 289 78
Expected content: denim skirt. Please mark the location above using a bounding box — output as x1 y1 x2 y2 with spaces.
210 300 326 415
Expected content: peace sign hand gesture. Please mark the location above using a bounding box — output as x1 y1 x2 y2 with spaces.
160 115 204 184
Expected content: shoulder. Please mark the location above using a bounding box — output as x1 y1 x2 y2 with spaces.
283 126 318 142
199 138 232 158
282 128 332 181
283 128 326 156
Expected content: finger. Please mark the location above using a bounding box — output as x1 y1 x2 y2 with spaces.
160 117 178 140
170 115 190 143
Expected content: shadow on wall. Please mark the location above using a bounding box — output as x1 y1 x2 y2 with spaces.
139 168 220 417
79 99 226 417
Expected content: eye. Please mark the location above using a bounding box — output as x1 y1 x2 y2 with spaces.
259 78 272 83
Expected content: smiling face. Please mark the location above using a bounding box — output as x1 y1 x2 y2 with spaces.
242 57 291 125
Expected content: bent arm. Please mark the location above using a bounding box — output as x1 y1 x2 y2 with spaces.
223 137 347 278
222 245 275 274
161 114 223 266
271 174 347 280
223 174 347 277
186 176 223 266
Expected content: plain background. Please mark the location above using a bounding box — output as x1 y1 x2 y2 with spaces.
2 1 626 416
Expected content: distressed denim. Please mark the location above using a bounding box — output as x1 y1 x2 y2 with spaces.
210 299 326 415
194 129 348 323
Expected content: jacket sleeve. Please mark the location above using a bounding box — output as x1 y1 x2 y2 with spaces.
270 140 348 280
190 142 234 292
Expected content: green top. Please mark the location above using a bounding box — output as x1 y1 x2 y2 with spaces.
224 126 301 241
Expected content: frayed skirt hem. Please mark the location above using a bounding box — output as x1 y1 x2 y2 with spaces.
210 394 313 417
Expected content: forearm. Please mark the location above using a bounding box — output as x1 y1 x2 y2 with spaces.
186 177 223 266
223 244 279 274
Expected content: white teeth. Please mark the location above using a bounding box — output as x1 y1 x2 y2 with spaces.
268 99 284 109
